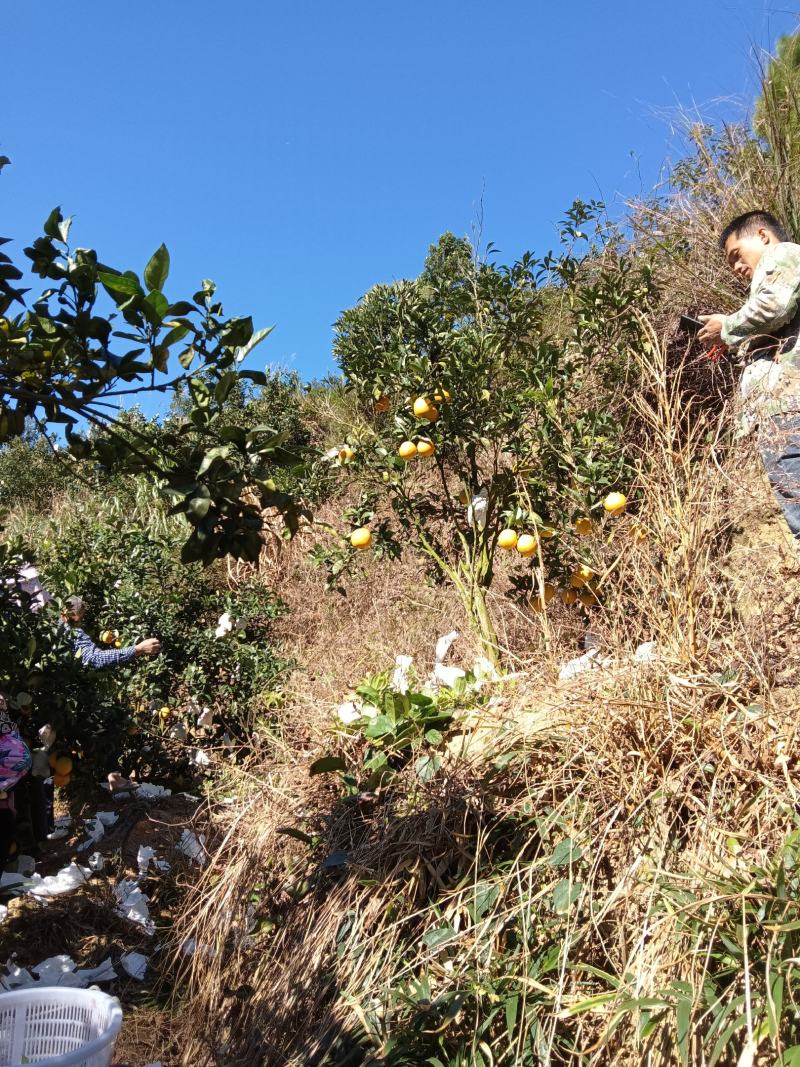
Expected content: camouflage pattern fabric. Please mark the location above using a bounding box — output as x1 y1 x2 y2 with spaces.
721 241 800 429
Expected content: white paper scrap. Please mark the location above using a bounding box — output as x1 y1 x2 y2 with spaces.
434 630 459 663
29 862 93 898
114 878 155 934
390 655 413 695
178 829 208 866
433 663 466 688
135 783 172 799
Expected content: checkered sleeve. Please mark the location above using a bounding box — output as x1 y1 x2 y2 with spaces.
70 629 137 670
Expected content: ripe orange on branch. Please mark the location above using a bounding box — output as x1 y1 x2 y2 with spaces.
350 527 373 549
602 492 627 515
497 529 518 550
529 582 556 612
412 397 440 422
416 438 435 457
398 441 417 460
516 534 537 557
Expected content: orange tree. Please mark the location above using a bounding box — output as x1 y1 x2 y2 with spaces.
324 204 650 662
0 207 301 564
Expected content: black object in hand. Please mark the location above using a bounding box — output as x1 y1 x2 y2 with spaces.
679 314 703 334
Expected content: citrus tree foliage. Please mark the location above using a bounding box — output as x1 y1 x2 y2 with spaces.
0 506 289 781
0 209 302 564
328 205 647 657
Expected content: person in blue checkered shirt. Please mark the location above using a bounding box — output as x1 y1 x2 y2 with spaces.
62 595 161 668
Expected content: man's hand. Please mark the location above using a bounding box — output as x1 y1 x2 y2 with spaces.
698 314 725 345
134 637 161 657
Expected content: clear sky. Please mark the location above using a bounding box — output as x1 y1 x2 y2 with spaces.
1 1 797 402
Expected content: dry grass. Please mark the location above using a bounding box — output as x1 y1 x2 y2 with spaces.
165 310 800 1066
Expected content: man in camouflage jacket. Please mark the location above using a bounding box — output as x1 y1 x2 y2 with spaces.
699 210 800 538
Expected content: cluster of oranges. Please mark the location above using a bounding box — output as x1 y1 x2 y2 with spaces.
497 492 629 612
349 390 449 549
395 391 449 462
100 629 123 649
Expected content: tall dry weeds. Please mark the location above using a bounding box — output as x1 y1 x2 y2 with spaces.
168 315 800 1066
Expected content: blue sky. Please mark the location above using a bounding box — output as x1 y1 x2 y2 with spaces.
1 1 797 404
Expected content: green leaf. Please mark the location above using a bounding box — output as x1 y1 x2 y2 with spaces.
145 289 169 319
552 878 582 914
43 207 63 239
424 728 443 745
505 993 519 1040
187 496 211 520
364 714 395 740
144 243 170 291
161 323 189 349
414 754 441 782
309 755 347 775
470 880 500 921
235 324 273 363
421 925 457 952
675 997 691 1067
98 270 142 297
197 445 232 477
215 371 238 404
238 369 268 385
549 837 582 867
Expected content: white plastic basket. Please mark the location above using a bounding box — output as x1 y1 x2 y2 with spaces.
0 988 123 1067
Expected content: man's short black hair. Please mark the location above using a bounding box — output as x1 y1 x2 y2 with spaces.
719 210 789 250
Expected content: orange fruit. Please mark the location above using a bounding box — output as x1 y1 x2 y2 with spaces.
374 395 390 414
412 397 439 422
603 492 627 515
516 534 537 557
398 441 417 460
416 438 435 457
338 445 354 463
559 588 578 605
579 589 598 608
529 582 556 612
569 564 594 588
54 755 73 776
53 772 70 787
350 527 372 549
48 752 59 770
497 529 518 550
